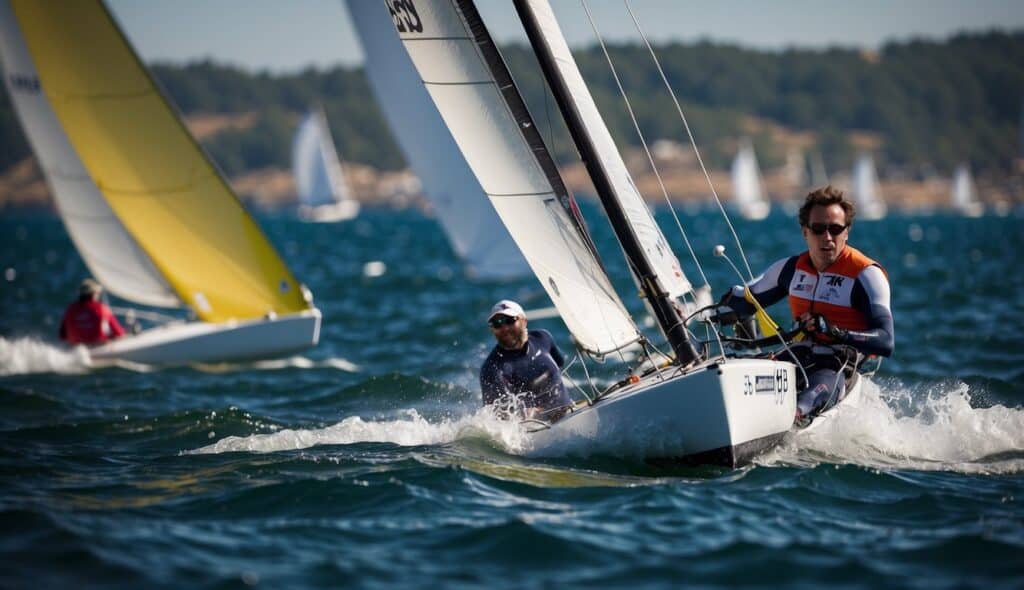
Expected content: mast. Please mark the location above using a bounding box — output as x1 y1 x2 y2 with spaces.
512 0 699 366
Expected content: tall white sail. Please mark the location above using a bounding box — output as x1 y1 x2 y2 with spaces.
292 108 352 209
852 154 886 220
0 0 178 307
518 0 692 301
730 139 769 220
386 0 638 354
951 163 983 217
345 0 528 280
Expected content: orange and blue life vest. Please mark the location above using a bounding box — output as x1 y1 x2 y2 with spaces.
787 246 887 331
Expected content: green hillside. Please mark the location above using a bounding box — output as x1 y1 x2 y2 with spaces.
1 31 1021 178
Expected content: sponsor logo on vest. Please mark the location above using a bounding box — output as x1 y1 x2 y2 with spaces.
826 276 846 287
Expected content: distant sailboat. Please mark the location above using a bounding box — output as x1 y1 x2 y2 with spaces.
292 107 359 222
344 0 529 280
852 154 886 220
730 139 770 220
0 0 320 365
951 163 983 217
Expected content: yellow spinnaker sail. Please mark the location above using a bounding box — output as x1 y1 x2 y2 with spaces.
12 0 309 322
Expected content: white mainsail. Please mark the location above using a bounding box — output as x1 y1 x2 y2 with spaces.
951 163 983 217
852 154 886 220
345 0 528 279
0 0 178 308
519 0 692 301
292 108 353 210
730 139 770 220
386 0 638 354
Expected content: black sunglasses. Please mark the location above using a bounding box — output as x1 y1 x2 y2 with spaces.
488 315 518 328
806 222 848 237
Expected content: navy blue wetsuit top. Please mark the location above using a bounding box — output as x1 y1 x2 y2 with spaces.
480 329 570 412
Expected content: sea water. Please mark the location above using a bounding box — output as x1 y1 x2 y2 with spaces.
1 208 1022 589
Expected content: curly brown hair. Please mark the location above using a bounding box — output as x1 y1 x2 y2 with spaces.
798 185 856 227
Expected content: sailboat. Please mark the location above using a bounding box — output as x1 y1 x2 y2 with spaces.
389 0 811 466
951 163 984 217
345 0 528 279
0 0 321 365
291 107 359 223
851 154 887 220
730 139 770 220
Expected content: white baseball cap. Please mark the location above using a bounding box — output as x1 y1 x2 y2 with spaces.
487 299 524 321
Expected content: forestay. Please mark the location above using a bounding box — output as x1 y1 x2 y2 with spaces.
292 108 350 209
517 0 692 300
345 1 528 280
386 0 639 354
7 0 309 322
0 0 177 308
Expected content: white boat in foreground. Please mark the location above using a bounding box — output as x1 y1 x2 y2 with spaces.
391 0 833 466
0 0 320 366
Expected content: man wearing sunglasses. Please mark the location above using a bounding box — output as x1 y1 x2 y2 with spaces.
480 299 572 421
717 186 894 426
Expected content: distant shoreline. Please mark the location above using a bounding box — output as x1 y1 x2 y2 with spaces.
4 154 1020 215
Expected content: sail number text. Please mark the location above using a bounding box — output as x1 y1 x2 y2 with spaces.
387 0 423 33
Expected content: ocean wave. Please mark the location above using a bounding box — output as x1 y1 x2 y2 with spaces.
0 336 90 376
766 377 1024 474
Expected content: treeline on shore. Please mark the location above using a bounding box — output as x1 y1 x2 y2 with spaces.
1 30 1021 179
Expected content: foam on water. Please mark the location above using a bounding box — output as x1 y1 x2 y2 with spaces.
191 407 532 455
765 378 1024 474
193 377 1024 475
0 336 90 375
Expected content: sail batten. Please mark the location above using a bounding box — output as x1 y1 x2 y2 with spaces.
387 0 638 354
6 0 309 322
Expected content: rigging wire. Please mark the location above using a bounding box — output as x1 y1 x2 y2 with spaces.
621 0 756 281
579 0 711 292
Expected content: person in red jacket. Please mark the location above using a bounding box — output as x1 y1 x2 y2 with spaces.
59 279 125 346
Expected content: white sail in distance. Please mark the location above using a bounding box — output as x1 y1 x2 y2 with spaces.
385 0 639 355
292 108 352 209
517 0 692 301
952 163 983 217
730 139 770 220
0 0 178 307
345 0 528 280
852 154 886 220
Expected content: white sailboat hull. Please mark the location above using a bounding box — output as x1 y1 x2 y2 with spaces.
739 201 771 221
298 200 360 223
88 309 321 366
528 358 798 467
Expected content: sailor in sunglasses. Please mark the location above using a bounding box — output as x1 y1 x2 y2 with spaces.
716 186 894 426
480 299 572 421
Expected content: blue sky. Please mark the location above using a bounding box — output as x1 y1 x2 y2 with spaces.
107 0 1024 73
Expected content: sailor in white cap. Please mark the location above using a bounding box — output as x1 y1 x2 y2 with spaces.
479 300 571 421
